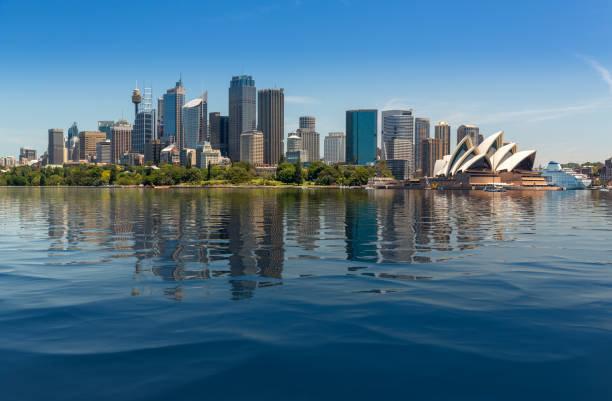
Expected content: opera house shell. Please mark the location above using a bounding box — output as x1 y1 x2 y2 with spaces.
433 131 536 177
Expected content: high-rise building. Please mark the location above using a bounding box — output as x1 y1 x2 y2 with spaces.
228 75 256 161
144 139 162 165
209 112 229 157
96 140 111 164
48 129 64 165
457 124 479 145
79 131 106 161
435 121 451 155
381 110 412 177
299 116 316 131
421 138 443 177
258 88 284 165
157 97 164 138
98 121 114 140
67 122 79 147
297 128 320 162
182 94 207 150
240 130 264 166
132 86 156 155
414 117 430 173
324 132 346 164
110 119 132 164
346 110 377 166
162 77 186 148
286 133 307 163
19 147 37 164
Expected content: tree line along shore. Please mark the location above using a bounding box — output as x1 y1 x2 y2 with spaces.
0 160 394 187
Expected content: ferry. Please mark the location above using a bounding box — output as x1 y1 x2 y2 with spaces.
483 184 507 192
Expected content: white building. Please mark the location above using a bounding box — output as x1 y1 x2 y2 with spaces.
240 130 264 166
382 110 414 178
182 94 207 150
286 133 307 163
324 132 346 164
196 142 228 168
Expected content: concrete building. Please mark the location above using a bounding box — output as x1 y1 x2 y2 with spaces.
179 148 197 167
120 152 144 166
160 144 180 165
79 131 106 162
48 129 65 165
457 124 480 145
96 140 111 164
19 147 37 164
209 112 229 157
297 128 320 162
110 119 132 164
144 139 162 165
182 94 207 150
229 75 256 162
421 138 443 177
195 142 228 168
161 78 186 148
240 130 264 166
324 132 346 164
286 133 307 163
381 110 412 177
299 116 316 131
414 117 430 174
258 88 284 165
435 121 451 156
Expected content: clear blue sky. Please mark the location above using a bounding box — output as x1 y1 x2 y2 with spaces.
1 0 611 165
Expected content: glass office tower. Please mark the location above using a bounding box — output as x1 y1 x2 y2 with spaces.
346 109 377 165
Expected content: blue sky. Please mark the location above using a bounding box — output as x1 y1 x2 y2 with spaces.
1 0 611 164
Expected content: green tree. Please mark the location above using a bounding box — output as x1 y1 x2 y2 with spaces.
293 159 304 184
307 161 326 181
227 166 250 184
207 162 212 181
277 167 296 184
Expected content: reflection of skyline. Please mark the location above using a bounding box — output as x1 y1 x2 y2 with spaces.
6 188 555 300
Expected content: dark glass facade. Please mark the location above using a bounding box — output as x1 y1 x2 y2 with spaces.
346 109 377 165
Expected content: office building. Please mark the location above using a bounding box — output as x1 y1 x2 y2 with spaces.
209 112 229 157
324 132 346 164
179 148 196 167
457 124 480 145
144 139 162 165
240 130 264 166
162 77 186 148
347 109 377 166
299 116 316 131
182 94 207 150
414 117 430 173
286 134 307 163
67 122 79 147
120 152 144 166
48 129 64 165
78 131 106 162
96 140 111 164
110 119 132 164
258 88 284 165
19 147 37 164
98 121 114 140
421 138 443 177
297 128 320 162
381 110 412 177
132 86 156 155
195 142 228 168
229 75 256 161
160 144 180 165
435 121 451 156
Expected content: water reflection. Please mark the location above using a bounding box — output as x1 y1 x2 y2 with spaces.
2 187 597 300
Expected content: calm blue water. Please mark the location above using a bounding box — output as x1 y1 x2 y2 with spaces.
1 188 611 400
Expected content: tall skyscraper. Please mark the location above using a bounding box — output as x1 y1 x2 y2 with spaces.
79 131 106 161
257 88 284 165
435 121 451 155
182 93 207 150
209 112 229 157
346 110 377 166
381 110 413 177
299 116 316 131
228 75 256 161
297 128 320 162
132 86 156 155
324 132 346 164
67 122 79 148
414 117 430 173
110 119 132 164
457 124 479 145
421 138 443 177
240 130 264 166
162 77 186 148
98 121 114 140
96 140 111 164
47 129 64 165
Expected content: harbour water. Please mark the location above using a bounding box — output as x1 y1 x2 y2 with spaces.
1 188 611 400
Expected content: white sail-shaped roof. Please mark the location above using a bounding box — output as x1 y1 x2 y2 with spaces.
490 142 517 172
450 146 478 176
458 153 492 173
477 131 503 157
444 136 473 176
496 150 536 172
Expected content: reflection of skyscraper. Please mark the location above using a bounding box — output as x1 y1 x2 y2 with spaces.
229 75 256 161
345 192 378 262
375 190 416 264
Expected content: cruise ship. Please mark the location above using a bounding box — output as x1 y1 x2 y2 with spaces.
540 161 592 189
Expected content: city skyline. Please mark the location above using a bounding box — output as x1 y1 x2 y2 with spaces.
1 1 612 165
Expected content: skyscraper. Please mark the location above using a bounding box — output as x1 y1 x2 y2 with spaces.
229 75 256 161
381 110 413 177
240 130 264 166
110 119 132 164
297 129 320 162
324 132 346 164
182 93 207 150
209 112 229 157
435 121 451 155
421 138 443 177
19 147 37 164
79 131 106 161
299 116 316 131
96 140 111 164
162 77 186 148
346 110 377 166
457 124 479 145
414 117 430 173
257 88 284 165
47 129 64 165
132 86 156 155
67 122 79 147
98 121 114 140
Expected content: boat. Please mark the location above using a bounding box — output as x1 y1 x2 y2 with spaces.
600 188 610 192
483 184 507 192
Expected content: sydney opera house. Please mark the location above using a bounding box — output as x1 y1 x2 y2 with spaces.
429 131 550 189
